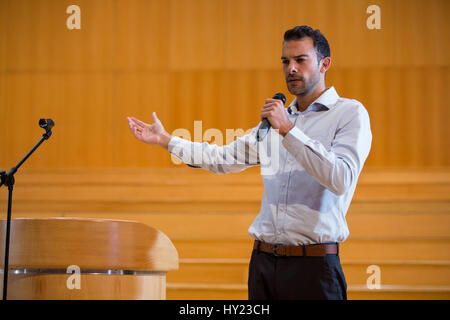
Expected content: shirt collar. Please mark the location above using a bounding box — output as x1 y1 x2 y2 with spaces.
287 86 339 115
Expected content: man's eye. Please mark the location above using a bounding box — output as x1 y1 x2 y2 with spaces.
296 59 305 63
282 60 289 64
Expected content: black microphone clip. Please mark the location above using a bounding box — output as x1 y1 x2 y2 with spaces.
39 118 55 139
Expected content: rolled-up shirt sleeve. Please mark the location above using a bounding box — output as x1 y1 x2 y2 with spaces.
168 125 261 174
282 103 372 195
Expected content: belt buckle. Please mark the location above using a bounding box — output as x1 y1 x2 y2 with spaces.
273 244 280 256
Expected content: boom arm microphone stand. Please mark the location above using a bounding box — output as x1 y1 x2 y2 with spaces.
0 118 54 300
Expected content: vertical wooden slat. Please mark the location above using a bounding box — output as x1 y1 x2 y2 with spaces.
169 0 226 70
114 0 169 71
112 72 170 167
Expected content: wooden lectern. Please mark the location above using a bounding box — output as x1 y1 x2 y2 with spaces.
0 218 178 299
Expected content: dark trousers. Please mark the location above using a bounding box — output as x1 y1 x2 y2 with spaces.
248 249 347 300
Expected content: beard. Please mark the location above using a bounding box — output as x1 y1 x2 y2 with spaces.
286 69 321 96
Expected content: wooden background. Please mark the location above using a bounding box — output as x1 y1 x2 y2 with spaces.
0 0 449 169
0 0 449 300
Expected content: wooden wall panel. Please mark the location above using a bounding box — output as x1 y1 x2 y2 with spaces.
4 0 114 72
2 73 115 168
224 0 282 70
112 72 171 167
0 0 6 73
115 0 169 71
328 67 450 167
169 0 227 70
0 0 449 169
168 70 285 136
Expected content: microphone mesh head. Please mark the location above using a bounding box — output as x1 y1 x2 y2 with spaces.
273 93 286 105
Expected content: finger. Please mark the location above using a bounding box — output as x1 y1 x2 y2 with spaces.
129 123 142 135
128 121 136 131
131 118 147 128
265 100 284 108
264 99 280 106
134 127 143 138
152 112 161 124
261 111 273 119
128 117 143 128
262 104 275 111
129 117 148 128
265 98 284 104
131 121 145 132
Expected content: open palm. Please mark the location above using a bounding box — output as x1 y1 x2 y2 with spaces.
127 112 165 145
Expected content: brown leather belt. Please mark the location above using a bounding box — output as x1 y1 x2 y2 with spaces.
253 240 339 257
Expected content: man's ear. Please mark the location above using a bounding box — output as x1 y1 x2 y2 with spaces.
320 57 331 74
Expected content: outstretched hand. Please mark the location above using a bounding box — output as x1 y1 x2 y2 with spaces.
127 112 171 148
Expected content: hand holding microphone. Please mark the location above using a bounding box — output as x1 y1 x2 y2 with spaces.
257 92 294 141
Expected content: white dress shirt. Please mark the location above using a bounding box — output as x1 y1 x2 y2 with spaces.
168 86 372 245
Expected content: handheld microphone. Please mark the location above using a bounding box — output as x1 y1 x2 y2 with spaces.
256 92 286 141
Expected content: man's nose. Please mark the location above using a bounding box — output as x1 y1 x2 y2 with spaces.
288 62 298 74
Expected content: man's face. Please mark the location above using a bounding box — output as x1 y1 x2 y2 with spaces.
281 38 323 96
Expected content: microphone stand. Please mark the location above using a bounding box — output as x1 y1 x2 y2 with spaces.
0 119 54 300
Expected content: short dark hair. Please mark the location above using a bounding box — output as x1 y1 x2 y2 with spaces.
283 25 330 62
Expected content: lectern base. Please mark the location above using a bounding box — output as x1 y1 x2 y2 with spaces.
1 272 167 300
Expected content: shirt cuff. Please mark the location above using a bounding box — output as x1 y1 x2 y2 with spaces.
168 135 187 158
281 126 310 158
